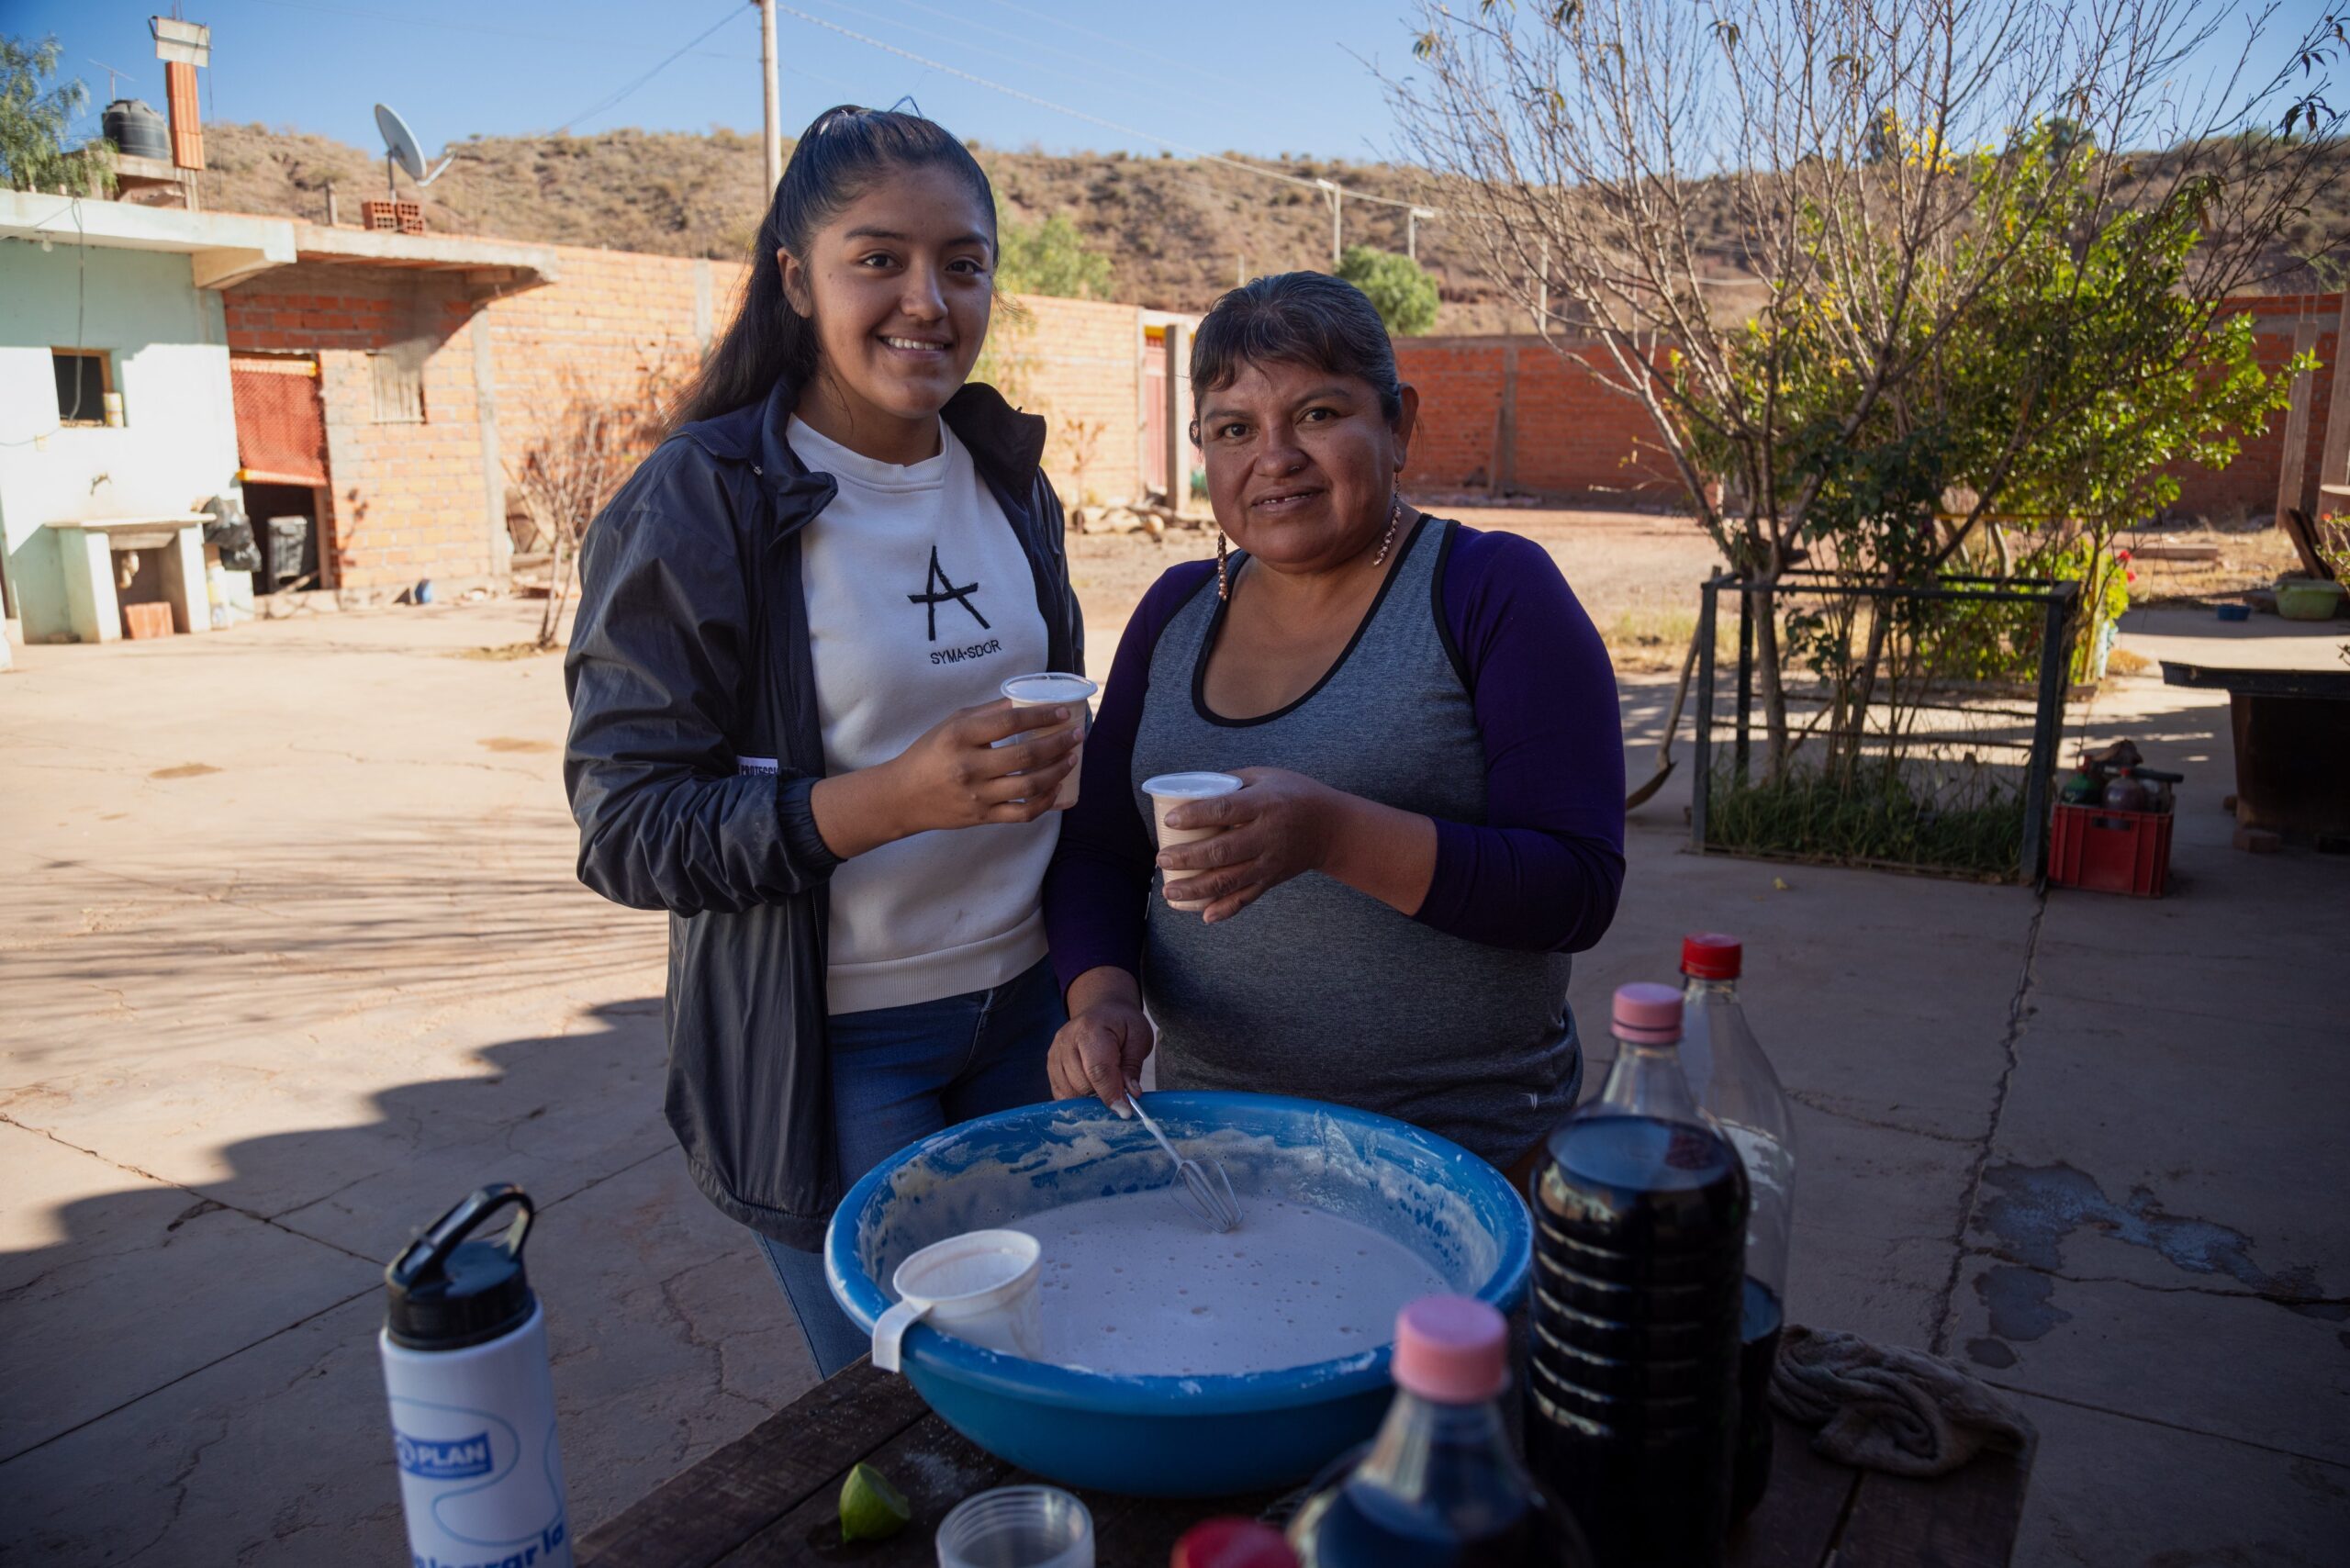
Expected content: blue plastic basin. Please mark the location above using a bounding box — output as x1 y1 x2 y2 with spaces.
826 1092 1531 1497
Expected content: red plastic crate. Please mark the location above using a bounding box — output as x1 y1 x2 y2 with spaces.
2048 802 2173 897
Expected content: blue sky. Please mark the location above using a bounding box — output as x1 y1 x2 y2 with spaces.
16 2 2333 169
19 1 1424 162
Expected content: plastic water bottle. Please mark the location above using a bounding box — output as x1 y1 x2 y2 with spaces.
1288 1296 1591 1567
1526 985 1747 1568
379 1185 573 1568
1679 934 1796 1522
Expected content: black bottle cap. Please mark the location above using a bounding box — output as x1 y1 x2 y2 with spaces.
385 1185 538 1350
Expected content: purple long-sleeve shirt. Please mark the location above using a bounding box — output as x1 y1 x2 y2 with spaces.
1044 522 1625 994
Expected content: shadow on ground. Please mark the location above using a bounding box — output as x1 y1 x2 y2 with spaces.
2 993 812 1564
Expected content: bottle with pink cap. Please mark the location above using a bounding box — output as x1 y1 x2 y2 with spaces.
1525 984 1749 1568
1679 933 1796 1523
1287 1295 1590 1567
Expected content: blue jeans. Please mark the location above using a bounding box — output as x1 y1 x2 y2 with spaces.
757 957 1062 1377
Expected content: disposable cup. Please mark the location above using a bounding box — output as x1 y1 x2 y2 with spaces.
935 1484 1093 1568
870 1229 1042 1373
1002 673 1098 811
1143 771 1243 912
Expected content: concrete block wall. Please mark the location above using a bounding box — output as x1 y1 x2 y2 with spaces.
1393 335 1681 502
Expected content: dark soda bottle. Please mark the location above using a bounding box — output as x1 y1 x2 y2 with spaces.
1289 1296 1592 1568
1680 934 1796 1524
1526 983 1748 1568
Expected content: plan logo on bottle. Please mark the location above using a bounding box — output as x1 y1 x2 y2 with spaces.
396 1428 494 1480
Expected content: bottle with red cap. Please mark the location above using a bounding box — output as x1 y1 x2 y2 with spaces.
1286 1295 1590 1567
1173 1518 1297 1568
1679 934 1796 1522
1525 984 1748 1568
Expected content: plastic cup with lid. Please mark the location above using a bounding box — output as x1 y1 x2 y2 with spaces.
869 1229 1043 1373
1001 673 1098 810
1142 771 1243 912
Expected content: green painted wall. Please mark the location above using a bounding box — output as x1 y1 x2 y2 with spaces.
0 244 238 642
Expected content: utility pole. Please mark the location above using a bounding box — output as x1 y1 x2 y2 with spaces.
1315 178 1341 266
755 0 782 194
1407 207 1436 263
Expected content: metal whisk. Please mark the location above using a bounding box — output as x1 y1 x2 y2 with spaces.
1126 1090 1243 1234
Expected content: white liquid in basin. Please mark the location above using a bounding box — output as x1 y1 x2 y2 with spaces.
1015 1193 1449 1376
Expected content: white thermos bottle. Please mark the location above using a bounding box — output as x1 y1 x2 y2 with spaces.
380 1185 573 1568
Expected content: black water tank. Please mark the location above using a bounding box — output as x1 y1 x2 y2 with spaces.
103 99 170 162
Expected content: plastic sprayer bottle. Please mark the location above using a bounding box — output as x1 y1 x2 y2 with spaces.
379 1185 573 1568
1289 1296 1591 1567
1527 985 1748 1568
1678 934 1796 1523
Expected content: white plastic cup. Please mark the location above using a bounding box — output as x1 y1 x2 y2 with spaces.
870 1229 1043 1372
1143 771 1243 912
1002 673 1098 810
935 1484 1094 1568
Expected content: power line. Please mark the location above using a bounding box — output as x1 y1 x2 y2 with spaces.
793 0 1203 119
772 5 1437 214
232 0 742 52
975 0 1241 100
556 6 745 136
849 0 1258 121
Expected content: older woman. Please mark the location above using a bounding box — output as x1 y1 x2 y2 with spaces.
1042 272 1624 1178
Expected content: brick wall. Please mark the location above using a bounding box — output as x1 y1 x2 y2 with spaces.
1393 335 1680 502
228 241 1176 588
996 295 1147 508
2164 294 2341 524
481 248 735 501
224 265 493 589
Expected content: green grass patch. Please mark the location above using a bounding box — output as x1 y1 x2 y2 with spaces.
1704 760 2024 879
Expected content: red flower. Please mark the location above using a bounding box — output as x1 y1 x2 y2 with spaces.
2115 548 2132 561
2125 570 2136 583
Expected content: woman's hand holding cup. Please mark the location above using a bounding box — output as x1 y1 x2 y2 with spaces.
1156 767 1340 923
888 698 1080 832
813 699 1079 860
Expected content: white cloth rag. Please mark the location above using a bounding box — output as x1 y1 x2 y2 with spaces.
1769 1324 2037 1478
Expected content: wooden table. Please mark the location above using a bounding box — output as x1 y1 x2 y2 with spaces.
2162 660 2350 843
580 1359 2030 1567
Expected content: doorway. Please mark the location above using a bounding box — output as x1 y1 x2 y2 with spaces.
229 353 334 589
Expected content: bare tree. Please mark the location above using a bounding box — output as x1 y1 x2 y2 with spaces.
1385 0 2346 768
506 355 678 649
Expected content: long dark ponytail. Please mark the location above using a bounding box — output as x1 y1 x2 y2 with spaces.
668 105 998 432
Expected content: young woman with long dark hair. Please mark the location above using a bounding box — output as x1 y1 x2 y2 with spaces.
565 106 1083 1377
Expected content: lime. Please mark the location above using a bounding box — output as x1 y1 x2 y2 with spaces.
839 1461 912 1544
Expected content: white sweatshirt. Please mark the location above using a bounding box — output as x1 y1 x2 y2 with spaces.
789 415 1058 1015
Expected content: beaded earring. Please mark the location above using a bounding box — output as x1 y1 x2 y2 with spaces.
1216 530 1230 601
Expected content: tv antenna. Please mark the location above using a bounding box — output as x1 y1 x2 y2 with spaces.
373 103 455 197
90 59 139 101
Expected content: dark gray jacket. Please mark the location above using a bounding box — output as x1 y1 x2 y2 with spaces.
564 375 1080 1249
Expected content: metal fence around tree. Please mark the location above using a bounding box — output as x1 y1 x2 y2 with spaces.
1691 571 2081 882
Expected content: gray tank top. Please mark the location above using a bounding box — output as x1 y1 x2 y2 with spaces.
1131 516 1580 1165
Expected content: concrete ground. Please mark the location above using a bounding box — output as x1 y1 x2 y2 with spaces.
2 570 2344 1564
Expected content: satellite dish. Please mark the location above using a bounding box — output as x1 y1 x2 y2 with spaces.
374 103 455 193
